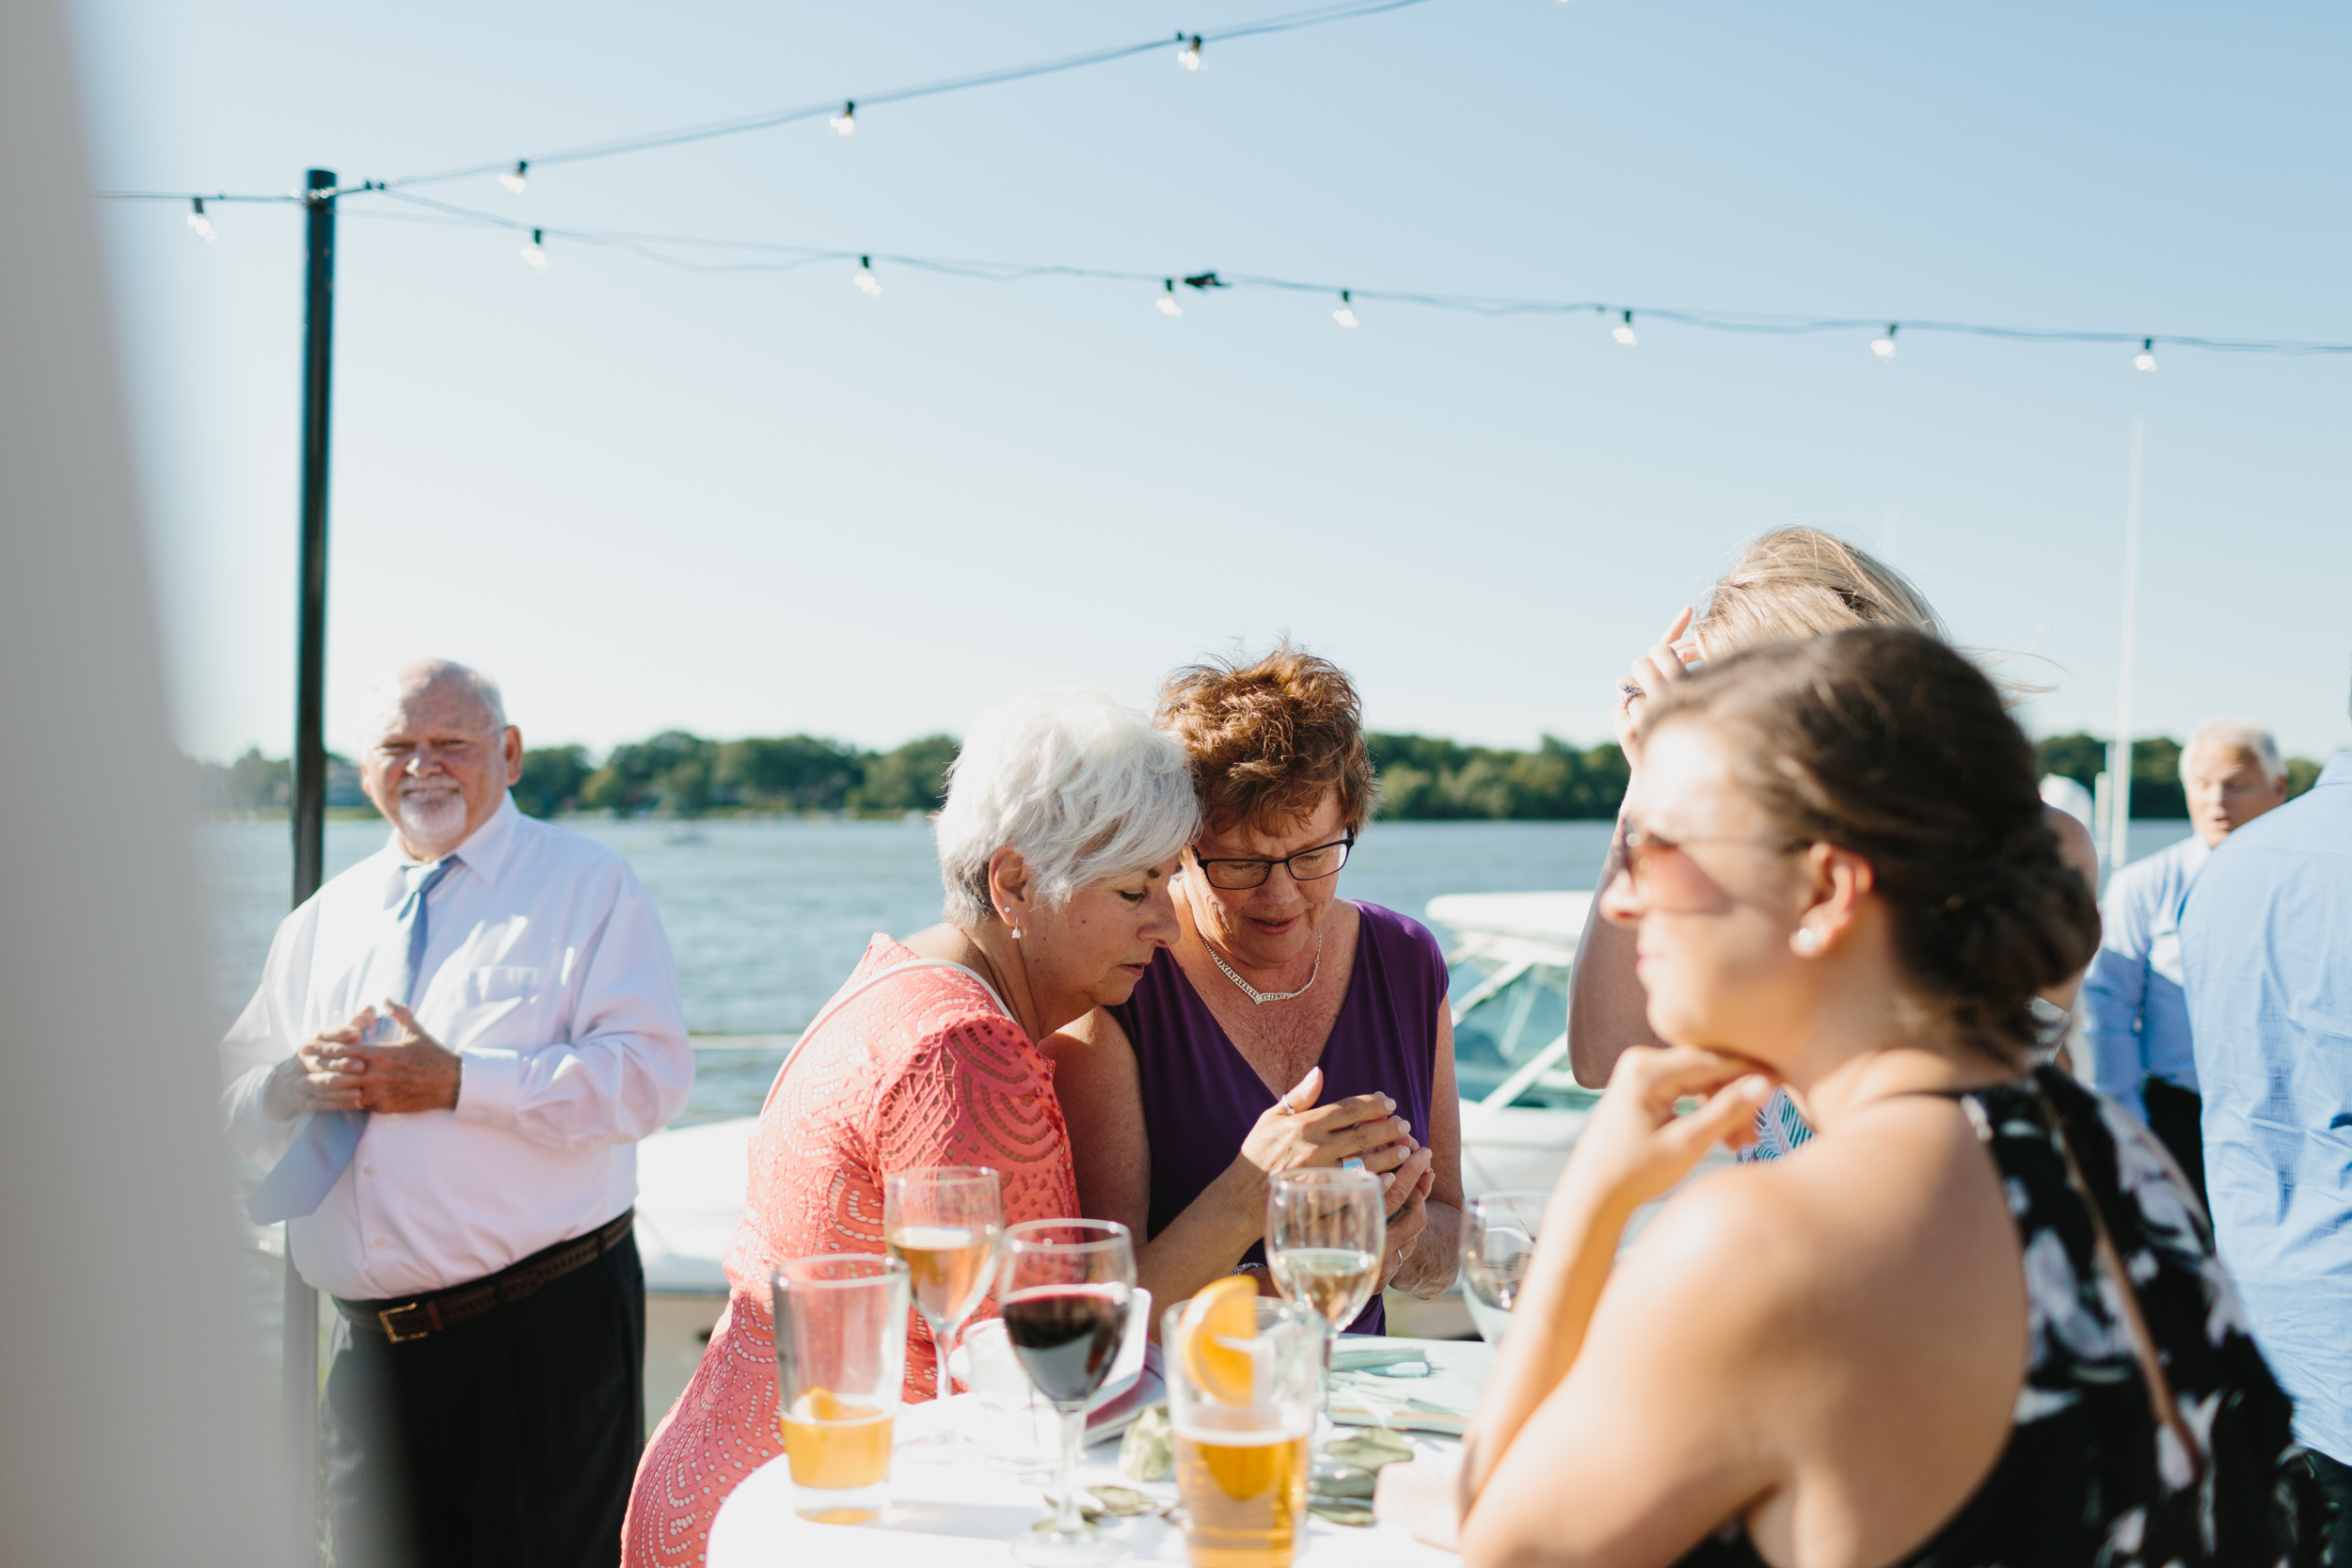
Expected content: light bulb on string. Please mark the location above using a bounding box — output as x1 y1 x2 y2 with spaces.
831 101 856 136
1612 309 1638 347
1177 34 1202 70
854 255 882 297
499 161 529 196
519 229 548 271
1155 279 1183 318
186 198 215 242
2134 338 2157 373
1332 290 1358 329
1871 324 1898 359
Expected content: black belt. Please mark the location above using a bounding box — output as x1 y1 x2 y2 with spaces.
335 1210 635 1345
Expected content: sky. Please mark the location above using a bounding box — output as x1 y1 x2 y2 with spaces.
70 0 2352 764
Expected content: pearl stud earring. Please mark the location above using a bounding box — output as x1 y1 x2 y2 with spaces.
1792 927 1823 956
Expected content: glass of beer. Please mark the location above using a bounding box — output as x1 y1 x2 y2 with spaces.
1165 1291 1321 1568
770 1253 910 1524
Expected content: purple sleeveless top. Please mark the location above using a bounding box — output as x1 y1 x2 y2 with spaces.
1106 901 1448 1335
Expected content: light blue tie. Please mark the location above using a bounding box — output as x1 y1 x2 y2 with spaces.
246 857 462 1225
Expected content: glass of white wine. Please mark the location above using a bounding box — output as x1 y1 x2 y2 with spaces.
1264 1166 1384 1460
883 1164 1004 1445
1461 1190 1547 1344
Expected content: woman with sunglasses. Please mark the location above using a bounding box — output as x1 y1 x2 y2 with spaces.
1439 628 2308 1566
1572 527 2101 1157
1057 643 1463 1330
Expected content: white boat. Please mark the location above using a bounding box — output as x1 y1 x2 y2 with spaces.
632 891 1608 1403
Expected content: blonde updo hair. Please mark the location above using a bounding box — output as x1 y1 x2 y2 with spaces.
1692 528 1945 661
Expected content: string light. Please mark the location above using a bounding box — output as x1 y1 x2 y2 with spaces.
1871 324 1898 359
519 229 548 270
1156 279 1183 317
831 101 856 136
1332 289 1358 328
1612 309 1638 347
186 198 215 243
499 161 529 196
1177 34 1202 71
2134 338 2157 373
855 255 882 296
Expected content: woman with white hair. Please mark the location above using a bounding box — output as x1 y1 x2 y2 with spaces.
624 689 1200 1568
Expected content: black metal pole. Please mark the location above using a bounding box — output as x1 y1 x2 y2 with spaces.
284 165 336 1563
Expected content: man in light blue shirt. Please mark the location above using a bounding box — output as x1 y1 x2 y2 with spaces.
2183 740 2352 1550
2085 720 2286 1196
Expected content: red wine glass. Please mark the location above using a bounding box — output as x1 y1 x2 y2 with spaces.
1000 1218 1135 1567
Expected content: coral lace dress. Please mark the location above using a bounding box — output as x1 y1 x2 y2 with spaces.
622 937 1078 1568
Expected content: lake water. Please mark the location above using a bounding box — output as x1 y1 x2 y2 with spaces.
198 813 2195 1126
199 816 1629 1121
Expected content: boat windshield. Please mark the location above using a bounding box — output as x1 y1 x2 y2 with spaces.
1448 957 1593 1110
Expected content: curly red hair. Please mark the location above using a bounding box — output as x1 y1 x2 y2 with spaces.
1155 642 1375 837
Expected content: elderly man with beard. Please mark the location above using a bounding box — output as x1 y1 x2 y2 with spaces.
221 659 691 1568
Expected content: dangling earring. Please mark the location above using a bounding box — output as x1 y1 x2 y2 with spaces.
1791 926 1823 956
1004 906 1021 941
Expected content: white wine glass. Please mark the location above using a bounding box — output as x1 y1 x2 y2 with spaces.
1264 1166 1384 1461
1461 1190 1546 1344
883 1164 1003 1447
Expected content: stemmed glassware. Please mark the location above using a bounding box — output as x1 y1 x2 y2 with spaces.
883 1164 1004 1446
999 1218 1136 1567
1263 1167 1384 1459
1460 1190 1547 1345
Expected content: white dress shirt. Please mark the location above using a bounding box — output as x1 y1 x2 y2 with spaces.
220 795 692 1300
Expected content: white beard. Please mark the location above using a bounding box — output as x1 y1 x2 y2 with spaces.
396 786 469 855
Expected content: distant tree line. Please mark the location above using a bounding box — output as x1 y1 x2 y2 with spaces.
2034 734 2324 817
1368 735 1631 820
184 749 363 812
186 728 2318 824
513 733 962 818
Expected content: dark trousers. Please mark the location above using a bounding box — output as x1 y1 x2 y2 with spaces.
2140 1077 2209 1209
2310 1449 2352 1567
323 1232 645 1568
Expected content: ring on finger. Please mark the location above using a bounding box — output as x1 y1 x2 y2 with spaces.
1617 679 1645 705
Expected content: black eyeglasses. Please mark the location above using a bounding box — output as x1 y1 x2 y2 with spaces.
1191 833 1356 891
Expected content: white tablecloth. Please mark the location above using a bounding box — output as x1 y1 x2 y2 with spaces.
707 1339 1488 1568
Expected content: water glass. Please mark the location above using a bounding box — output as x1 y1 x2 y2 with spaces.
1461 1190 1547 1345
1001 1218 1136 1567
1165 1296 1321 1568
770 1253 910 1524
883 1164 1004 1411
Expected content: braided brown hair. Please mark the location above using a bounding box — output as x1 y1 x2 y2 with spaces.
1644 626 2098 1061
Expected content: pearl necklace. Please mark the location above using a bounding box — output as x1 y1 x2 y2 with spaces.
1202 921 1324 1006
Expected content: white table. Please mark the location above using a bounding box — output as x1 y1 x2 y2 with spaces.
707 1339 1487 1568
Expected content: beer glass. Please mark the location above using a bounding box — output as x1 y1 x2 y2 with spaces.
1165 1295 1320 1568
770 1253 910 1524
1461 1191 1547 1344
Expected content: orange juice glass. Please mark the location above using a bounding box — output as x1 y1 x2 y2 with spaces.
771 1254 909 1523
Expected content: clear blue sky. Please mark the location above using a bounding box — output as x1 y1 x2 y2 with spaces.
72 0 2352 762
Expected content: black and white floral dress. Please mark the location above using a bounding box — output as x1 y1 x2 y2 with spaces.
1679 1067 2318 1568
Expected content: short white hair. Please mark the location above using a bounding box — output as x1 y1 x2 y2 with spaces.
367 659 507 740
934 688 1200 930
2184 718 2283 784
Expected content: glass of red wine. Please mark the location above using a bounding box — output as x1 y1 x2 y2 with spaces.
999 1218 1135 1567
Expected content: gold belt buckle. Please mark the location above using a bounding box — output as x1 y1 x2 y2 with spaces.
378 1303 428 1343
